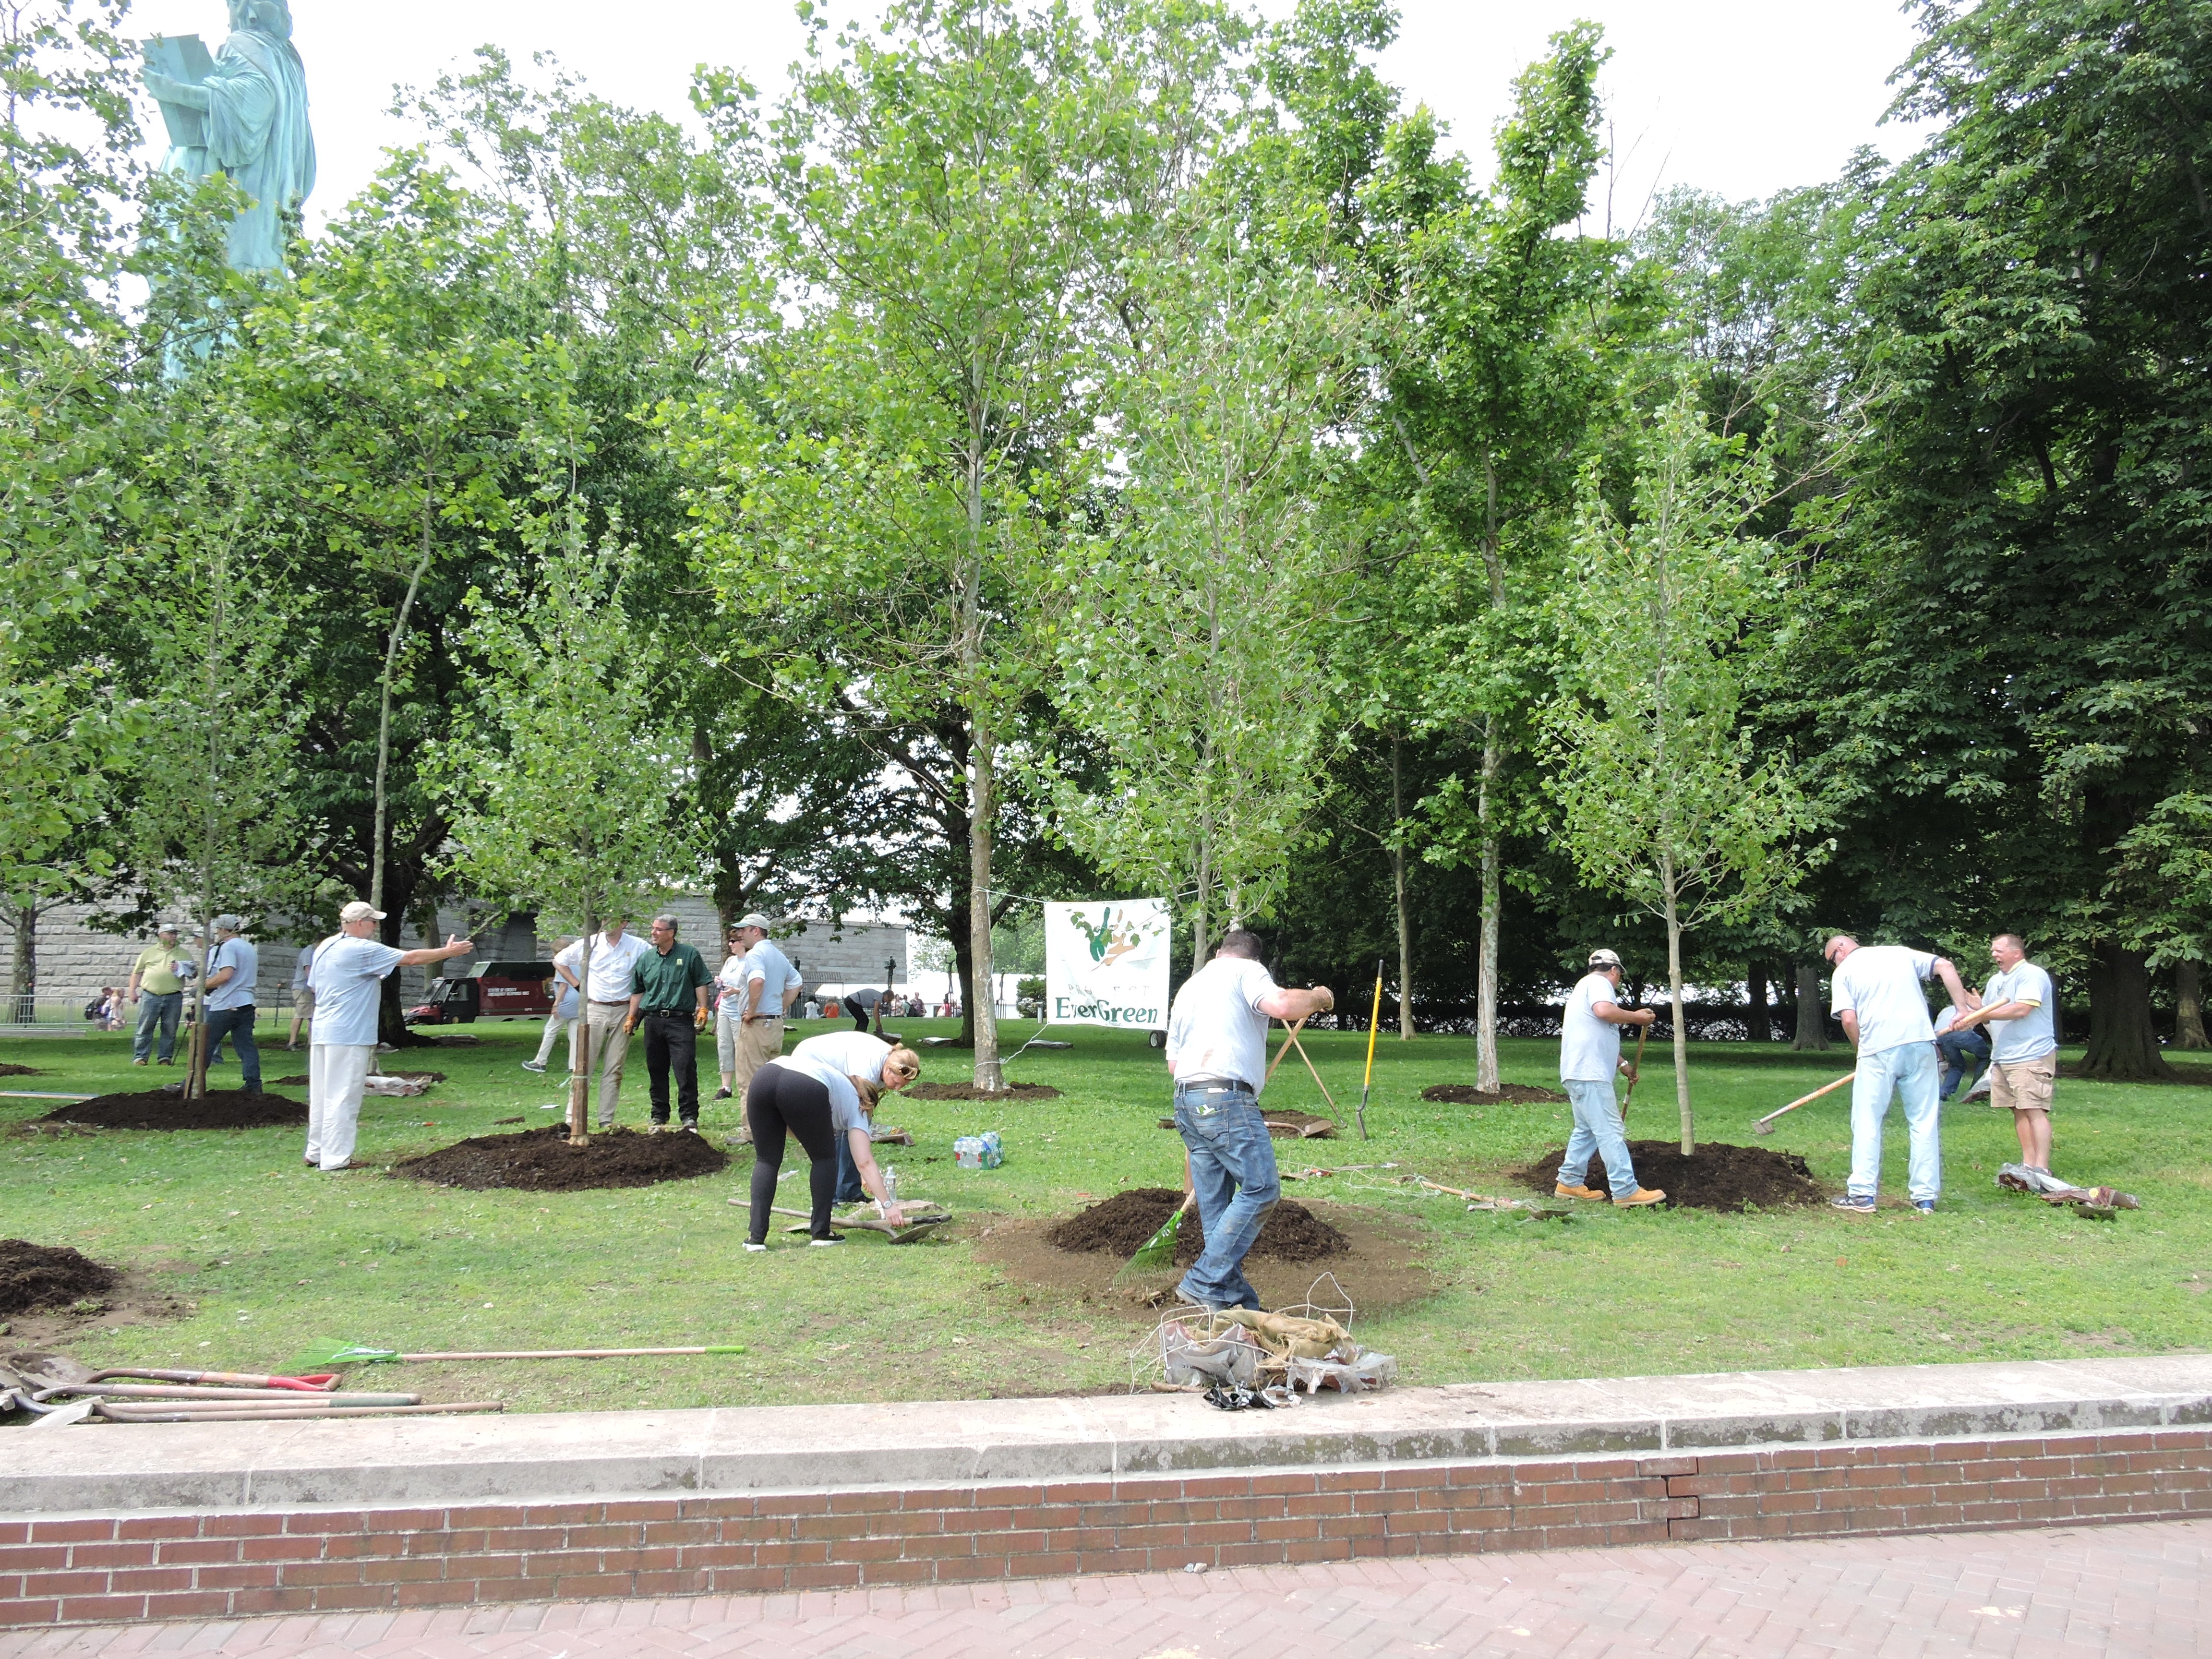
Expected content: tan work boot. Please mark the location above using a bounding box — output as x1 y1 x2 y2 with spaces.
1553 1181 1607 1201
1613 1187 1666 1207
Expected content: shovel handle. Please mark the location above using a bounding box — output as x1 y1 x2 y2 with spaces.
1757 1071 1857 1126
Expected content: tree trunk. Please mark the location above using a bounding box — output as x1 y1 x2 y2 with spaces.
2177 962 2208 1050
371 494 438 919
7 903 35 1023
950 922 976 1047
569 920 594 1144
1391 734 1415 1040
1791 962 1830 1051
2080 940 2177 1081
1662 858 1693 1155
1745 961 1770 1044
1475 716 1502 1092
967 727 1002 1091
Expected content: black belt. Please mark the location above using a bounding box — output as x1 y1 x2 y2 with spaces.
643 1008 691 1018
1178 1079 1253 1094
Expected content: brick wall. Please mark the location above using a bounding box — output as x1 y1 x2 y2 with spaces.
6 1428 2210 1628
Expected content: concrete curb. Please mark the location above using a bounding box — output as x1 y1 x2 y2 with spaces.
7 1353 2209 1516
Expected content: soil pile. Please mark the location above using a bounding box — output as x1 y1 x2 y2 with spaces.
907 1082 1062 1101
39 1090 305 1131
0 1063 39 1077
394 1125 728 1192
1423 1083 1566 1105
1155 1108 1337 1139
0 1240 120 1317
1516 1141 1824 1211
1046 1188 1348 1265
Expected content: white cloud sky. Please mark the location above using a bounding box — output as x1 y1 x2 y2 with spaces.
126 0 1934 231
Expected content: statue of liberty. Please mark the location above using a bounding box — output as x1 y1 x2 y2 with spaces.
140 0 315 274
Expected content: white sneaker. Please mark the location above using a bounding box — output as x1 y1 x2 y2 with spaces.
809 1235 846 1247
743 1242 767 1253
521 1060 547 1073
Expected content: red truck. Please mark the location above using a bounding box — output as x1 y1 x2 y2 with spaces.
406 961 556 1026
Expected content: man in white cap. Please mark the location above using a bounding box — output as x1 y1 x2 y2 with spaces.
716 912 801 1103
1824 934 1972 1214
127 922 191 1066
1554 949 1666 1206
202 915 262 1094
301 901 471 1171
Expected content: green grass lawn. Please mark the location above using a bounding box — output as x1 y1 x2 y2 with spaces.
3 1019 2207 1412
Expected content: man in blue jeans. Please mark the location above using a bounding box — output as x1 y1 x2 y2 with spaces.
202 916 262 1094
1553 949 1665 1206
1163 930 1334 1311
1825 934 1972 1214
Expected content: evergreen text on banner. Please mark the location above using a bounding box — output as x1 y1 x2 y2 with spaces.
1044 900 1170 1030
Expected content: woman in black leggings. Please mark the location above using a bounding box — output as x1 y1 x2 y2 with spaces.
742 1064 843 1246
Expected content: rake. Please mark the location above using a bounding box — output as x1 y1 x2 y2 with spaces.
286 1338 749 1370
1752 1072 1856 1135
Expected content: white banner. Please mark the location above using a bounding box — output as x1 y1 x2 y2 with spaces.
1044 899 1171 1031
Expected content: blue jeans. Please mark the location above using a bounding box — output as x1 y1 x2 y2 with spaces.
1173 1083 1279 1310
204 1005 261 1090
1848 1042 1943 1203
1559 1078 1638 1197
1936 1028 1989 1099
835 1127 866 1204
133 990 182 1062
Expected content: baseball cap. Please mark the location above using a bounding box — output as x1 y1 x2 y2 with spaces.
1587 949 1623 970
735 912 775 931
339 900 387 923
212 914 244 933
156 922 179 936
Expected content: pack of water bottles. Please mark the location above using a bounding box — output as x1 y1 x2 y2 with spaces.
952 1130 1003 1170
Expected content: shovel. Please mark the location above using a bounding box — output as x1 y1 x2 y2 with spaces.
1753 1072 1856 1134
287 1338 749 1370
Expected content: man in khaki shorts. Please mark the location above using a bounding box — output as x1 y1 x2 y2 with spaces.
1948 933 2057 1175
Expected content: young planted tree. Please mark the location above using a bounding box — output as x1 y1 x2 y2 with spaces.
1544 397 1819 1153
427 516 702 1143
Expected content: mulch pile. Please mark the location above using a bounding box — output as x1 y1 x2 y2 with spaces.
1423 1083 1567 1105
0 1240 120 1318
1516 1141 1824 1212
1046 1188 1348 1266
37 1090 306 1131
0 1063 39 1077
906 1082 1062 1100
393 1125 728 1192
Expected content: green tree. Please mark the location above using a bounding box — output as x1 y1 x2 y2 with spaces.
1544 397 1818 1152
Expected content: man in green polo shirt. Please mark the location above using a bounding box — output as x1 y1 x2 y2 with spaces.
128 923 191 1065
626 913 714 1131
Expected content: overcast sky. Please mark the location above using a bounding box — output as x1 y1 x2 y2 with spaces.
125 0 1935 232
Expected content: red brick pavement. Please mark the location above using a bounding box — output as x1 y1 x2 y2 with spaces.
1 1516 2204 1659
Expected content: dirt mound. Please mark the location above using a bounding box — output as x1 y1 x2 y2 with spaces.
1516 1140 1824 1212
1423 1083 1567 1105
0 1240 120 1317
1046 1189 1348 1265
421 1033 481 1046
0 1063 40 1077
39 1090 306 1131
393 1125 728 1192
906 1082 1062 1100
1156 1108 1337 1139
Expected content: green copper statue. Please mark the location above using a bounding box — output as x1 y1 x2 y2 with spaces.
141 0 315 274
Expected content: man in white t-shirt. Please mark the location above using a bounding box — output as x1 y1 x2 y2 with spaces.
717 913 802 1104
302 901 472 1171
1163 930 1334 1310
1824 934 1972 1214
1948 933 2059 1175
1554 949 1664 1206
553 920 653 1129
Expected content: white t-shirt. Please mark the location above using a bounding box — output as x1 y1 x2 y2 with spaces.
1932 1005 1960 1036
554 931 651 1002
1984 962 2057 1064
305 936 405 1047
721 940 802 1016
1165 956 1279 1092
1559 972 1624 1082
765 1031 892 1134
1830 945 1938 1056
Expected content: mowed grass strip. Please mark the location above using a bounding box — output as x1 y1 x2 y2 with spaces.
2 1019 2207 1412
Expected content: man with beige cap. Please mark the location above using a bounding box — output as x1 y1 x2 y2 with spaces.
1554 948 1666 1207
301 901 471 1171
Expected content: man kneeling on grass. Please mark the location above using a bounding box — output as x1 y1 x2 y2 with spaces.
1553 949 1665 1208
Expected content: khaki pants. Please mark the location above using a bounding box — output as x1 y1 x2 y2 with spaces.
733 1016 784 1093
585 1000 632 1127
307 1042 375 1170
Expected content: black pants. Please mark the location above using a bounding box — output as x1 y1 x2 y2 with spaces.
745 1066 839 1243
641 1011 700 1125
851 1002 872 1031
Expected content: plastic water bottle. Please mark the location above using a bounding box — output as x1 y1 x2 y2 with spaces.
882 1164 900 1205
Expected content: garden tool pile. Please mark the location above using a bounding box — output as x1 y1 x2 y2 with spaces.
0 1351 504 1424
1996 1163 2141 1220
1133 1275 1395 1408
